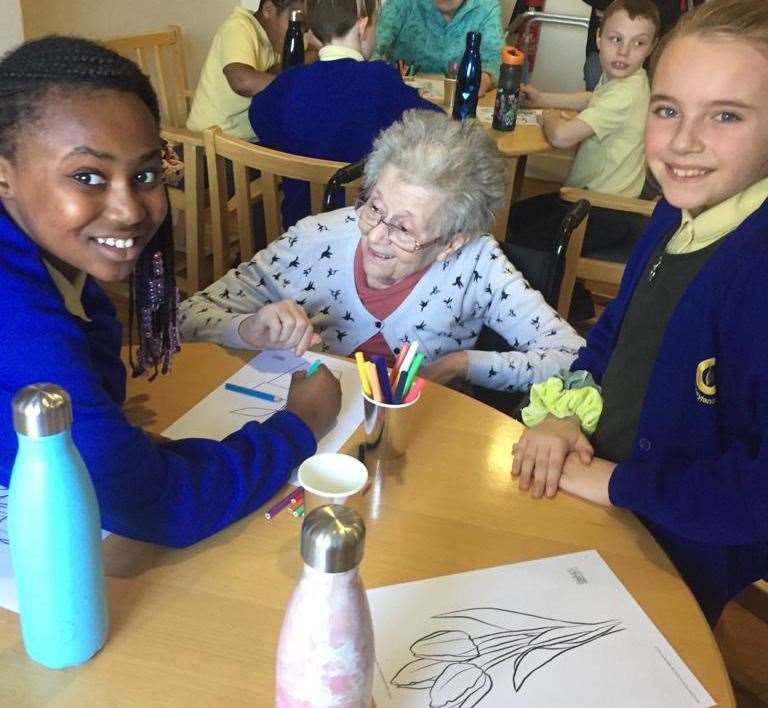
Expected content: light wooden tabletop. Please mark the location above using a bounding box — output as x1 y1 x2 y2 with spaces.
0 343 734 706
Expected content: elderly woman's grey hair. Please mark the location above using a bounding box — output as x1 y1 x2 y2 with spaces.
363 110 507 240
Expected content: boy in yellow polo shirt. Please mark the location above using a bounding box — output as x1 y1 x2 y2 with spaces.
187 0 304 140
506 0 659 278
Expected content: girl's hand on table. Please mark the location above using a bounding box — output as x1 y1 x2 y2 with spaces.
238 300 321 355
559 453 615 507
511 415 593 499
422 351 468 386
286 367 341 438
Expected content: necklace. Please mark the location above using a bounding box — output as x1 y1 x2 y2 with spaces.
647 252 664 283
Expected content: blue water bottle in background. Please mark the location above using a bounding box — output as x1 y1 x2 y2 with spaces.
282 9 305 70
8 384 107 669
452 31 482 121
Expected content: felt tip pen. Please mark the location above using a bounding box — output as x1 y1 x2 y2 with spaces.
304 359 322 378
225 382 283 402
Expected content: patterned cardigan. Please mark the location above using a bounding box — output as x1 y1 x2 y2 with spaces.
179 207 584 391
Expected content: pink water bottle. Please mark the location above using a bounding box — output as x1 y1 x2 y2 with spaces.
275 505 374 707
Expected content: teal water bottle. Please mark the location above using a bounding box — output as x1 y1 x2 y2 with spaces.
8 384 107 669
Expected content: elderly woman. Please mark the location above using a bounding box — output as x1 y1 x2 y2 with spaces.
372 0 503 96
179 110 583 392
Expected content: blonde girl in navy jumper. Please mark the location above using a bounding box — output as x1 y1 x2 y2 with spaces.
0 36 341 547
512 0 768 622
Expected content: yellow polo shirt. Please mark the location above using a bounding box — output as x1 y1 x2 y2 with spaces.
565 70 649 197
186 6 278 140
43 260 90 322
666 175 768 254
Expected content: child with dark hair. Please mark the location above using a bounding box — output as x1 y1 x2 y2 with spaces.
187 0 305 140
249 0 441 230
0 35 341 547
506 0 660 280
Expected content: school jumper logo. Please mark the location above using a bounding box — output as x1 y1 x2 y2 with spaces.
695 357 716 405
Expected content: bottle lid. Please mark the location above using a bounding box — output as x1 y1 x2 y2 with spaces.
466 31 482 48
290 9 302 22
12 384 72 438
301 505 366 573
501 46 525 66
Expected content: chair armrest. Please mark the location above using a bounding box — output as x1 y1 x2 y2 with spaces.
160 125 204 148
560 187 657 216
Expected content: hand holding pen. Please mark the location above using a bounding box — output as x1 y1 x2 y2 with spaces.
285 366 341 438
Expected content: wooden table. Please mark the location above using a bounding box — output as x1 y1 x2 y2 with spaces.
0 343 734 706
416 74 553 241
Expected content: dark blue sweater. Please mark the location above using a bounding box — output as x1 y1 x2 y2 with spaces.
0 206 316 548
574 198 768 620
249 58 441 229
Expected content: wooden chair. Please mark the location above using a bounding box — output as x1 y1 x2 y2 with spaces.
203 126 363 280
557 187 657 318
737 580 768 624
104 26 206 295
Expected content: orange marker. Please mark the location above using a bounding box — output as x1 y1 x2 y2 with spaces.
366 361 383 402
390 343 410 387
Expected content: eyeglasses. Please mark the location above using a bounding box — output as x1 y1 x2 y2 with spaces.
356 197 438 253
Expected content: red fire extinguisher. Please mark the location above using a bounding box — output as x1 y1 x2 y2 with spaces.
518 0 546 74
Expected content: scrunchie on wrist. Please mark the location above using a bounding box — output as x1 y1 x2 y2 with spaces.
521 370 603 434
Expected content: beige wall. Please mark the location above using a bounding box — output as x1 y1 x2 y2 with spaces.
1 0 25 55
20 0 239 85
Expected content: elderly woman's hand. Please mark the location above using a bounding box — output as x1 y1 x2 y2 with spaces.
238 300 321 356
422 351 468 386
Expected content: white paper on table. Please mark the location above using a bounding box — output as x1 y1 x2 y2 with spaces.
477 107 542 125
403 77 445 102
162 350 363 460
369 550 715 708
0 487 110 613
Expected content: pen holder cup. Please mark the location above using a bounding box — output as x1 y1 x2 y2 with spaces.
443 77 457 111
362 392 421 473
297 453 369 512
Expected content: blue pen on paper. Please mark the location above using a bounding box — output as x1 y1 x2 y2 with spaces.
371 355 393 404
224 382 283 402
304 359 322 378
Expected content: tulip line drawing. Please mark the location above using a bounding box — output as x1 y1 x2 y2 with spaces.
390 607 624 707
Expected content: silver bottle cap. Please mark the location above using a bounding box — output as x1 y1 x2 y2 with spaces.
12 384 72 438
290 9 302 22
301 505 366 573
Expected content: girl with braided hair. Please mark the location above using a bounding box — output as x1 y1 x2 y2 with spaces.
0 35 340 547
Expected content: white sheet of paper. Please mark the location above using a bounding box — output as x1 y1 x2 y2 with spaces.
403 77 445 102
162 350 363 460
369 550 714 708
0 487 110 613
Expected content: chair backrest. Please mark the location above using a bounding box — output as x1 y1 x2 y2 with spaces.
104 25 192 129
204 126 362 279
558 187 657 318
323 159 366 212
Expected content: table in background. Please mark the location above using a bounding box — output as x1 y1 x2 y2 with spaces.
0 343 734 706
413 74 552 241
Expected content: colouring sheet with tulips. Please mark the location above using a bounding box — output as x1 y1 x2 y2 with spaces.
368 550 714 708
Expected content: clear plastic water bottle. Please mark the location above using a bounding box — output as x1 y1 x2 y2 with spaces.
282 9 305 70
492 47 525 131
275 505 374 706
8 384 107 669
452 31 482 121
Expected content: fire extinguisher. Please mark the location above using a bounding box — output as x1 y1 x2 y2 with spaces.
517 0 545 75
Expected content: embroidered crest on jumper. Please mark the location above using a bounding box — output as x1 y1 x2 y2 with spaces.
695 357 716 405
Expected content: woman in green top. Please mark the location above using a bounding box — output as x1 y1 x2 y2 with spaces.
373 0 503 96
